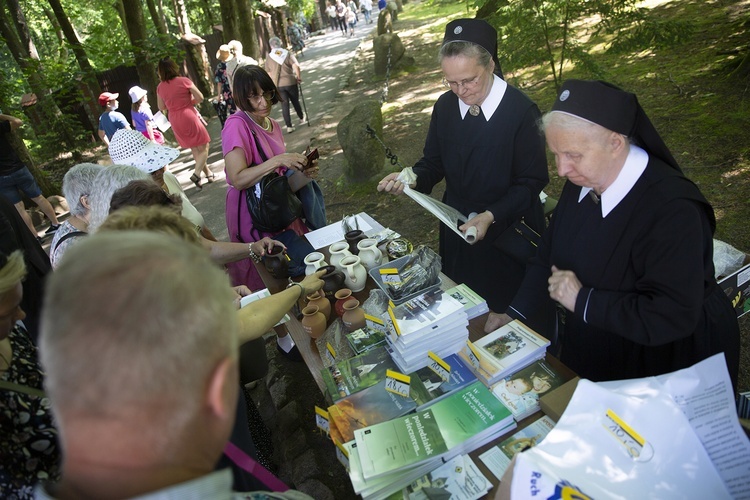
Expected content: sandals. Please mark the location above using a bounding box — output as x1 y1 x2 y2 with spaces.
190 173 202 190
206 172 216 183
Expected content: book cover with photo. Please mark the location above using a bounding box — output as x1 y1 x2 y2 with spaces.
409 353 478 409
321 345 399 401
479 415 556 481
400 454 493 500
490 359 564 420
328 379 417 443
387 289 467 339
346 326 387 354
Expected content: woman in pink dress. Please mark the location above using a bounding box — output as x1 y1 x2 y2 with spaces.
156 58 213 190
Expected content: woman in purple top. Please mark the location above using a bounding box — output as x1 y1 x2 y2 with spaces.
221 65 317 291
128 86 164 144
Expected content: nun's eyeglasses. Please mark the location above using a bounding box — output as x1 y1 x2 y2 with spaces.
249 91 275 103
442 75 481 90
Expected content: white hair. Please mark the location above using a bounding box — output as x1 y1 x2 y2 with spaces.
541 111 629 147
62 163 104 218
88 165 149 232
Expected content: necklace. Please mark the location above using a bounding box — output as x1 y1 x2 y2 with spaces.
469 104 481 117
244 111 271 131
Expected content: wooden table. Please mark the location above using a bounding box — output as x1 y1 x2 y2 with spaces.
254 248 576 496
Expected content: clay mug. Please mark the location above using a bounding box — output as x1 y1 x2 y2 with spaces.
340 255 367 293
334 288 353 317
301 305 326 339
356 238 383 271
342 298 366 332
306 290 331 322
319 265 345 298
263 244 289 279
345 229 367 255
303 251 328 276
329 241 353 271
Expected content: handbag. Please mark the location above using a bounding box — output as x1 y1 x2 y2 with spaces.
492 217 541 264
242 129 303 233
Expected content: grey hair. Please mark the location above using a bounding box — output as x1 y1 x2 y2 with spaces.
0 250 26 296
541 111 631 147
269 37 282 49
62 163 104 218
40 231 237 432
88 165 149 232
438 41 492 69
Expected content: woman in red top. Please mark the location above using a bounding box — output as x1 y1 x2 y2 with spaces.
156 58 213 189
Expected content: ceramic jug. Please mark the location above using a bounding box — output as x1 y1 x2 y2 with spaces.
342 299 366 332
301 305 326 338
356 238 383 271
345 229 367 255
339 255 367 293
329 241 353 271
334 288 353 317
303 251 328 276
306 290 331 322
319 265 345 298
263 244 289 279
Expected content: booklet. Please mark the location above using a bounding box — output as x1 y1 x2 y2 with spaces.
489 359 564 420
321 345 398 401
400 454 493 500
152 110 171 132
479 415 555 481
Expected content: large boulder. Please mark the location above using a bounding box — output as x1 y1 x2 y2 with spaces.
373 33 406 76
336 100 386 182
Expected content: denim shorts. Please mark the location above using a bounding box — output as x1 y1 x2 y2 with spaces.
0 166 42 204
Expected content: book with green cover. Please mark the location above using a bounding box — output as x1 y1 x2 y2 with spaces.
346 326 387 354
445 283 489 320
321 345 399 401
354 381 514 480
328 379 417 443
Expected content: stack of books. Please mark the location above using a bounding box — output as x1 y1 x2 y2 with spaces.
389 454 493 500
345 381 516 499
489 359 564 420
458 320 549 385
409 353 478 410
384 289 469 373
445 283 489 320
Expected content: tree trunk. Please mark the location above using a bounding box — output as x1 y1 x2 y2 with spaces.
47 0 102 135
476 0 509 20
219 0 239 43
1 0 78 150
236 0 258 60
120 0 160 112
41 5 66 60
145 0 168 34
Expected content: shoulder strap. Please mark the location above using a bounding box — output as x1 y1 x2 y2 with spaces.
223 441 289 492
52 230 87 253
0 380 45 398
234 125 269 242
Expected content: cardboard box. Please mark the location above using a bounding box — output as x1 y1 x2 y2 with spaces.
539 376 580 422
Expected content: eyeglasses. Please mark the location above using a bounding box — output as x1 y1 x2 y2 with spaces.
442 75 481 90
249 91 275 103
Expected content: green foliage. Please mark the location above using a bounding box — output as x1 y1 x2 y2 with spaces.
478 0 695 91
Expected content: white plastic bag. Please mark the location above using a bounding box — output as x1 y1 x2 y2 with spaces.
713 238 746 278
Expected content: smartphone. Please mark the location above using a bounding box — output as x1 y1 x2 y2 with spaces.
304 148 319 169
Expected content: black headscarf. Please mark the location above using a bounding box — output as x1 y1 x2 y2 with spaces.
442 19 504 80
551 80 680 171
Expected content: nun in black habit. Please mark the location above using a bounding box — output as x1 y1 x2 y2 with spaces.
494 80 740 387
377 19 549 318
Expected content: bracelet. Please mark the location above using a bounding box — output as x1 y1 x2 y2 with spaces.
248 243 262 263
286 282 305 300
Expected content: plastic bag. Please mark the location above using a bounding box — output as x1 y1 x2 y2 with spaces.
713 238 747 278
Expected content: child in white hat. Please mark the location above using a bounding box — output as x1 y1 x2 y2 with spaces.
129 85 164 145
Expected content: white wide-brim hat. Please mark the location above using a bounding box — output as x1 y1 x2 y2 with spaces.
128 85 148 103
109 129 179 174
